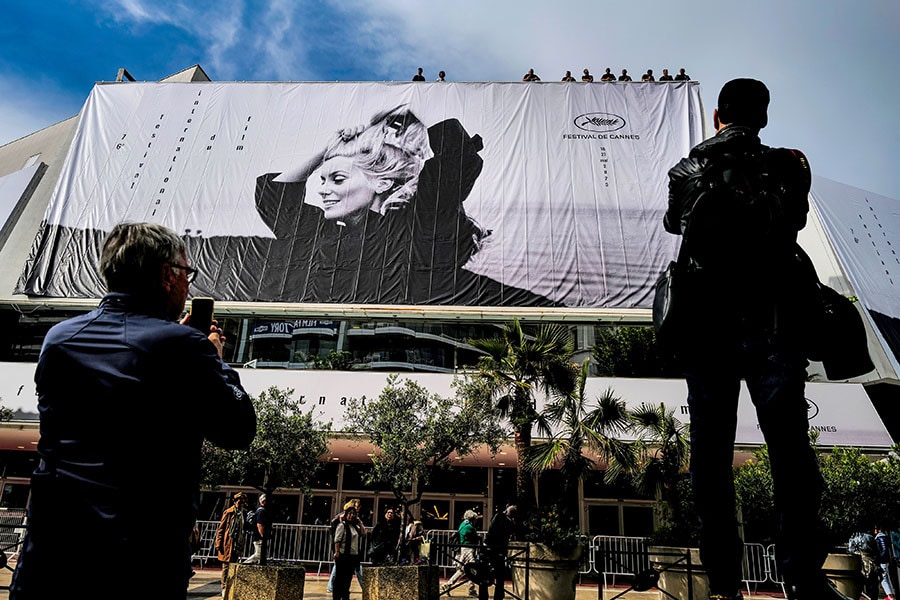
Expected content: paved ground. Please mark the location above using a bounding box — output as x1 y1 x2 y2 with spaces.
0 564 790 599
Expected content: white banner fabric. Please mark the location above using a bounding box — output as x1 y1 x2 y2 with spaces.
18 81 703 308
0 363 891 449
810 176 900 320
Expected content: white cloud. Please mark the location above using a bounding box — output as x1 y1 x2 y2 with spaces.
256 1 300 81
109 0 179 26
201 4 246 80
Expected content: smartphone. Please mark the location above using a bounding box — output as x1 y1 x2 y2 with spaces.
189 297 214 333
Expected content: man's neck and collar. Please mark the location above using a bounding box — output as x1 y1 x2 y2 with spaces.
714 108 762 138
100 291 171 319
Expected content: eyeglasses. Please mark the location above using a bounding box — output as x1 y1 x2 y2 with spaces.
170 263 198 283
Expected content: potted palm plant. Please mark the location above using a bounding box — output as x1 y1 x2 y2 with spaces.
514 359 633 600
624 402 706 600
507 505 586 600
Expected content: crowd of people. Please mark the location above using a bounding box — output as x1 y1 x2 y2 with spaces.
318 499 519 600
407 66 693 82
548 66 692 82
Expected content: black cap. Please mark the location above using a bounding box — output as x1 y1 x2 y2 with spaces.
717 78 769 129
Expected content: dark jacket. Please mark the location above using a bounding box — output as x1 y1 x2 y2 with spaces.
485 512 515 549
876 531 892 564
370 517 401 562
11 293 256 599
250 505 269 541
663 125 813 346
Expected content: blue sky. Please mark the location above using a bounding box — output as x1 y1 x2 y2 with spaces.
2 0 899 200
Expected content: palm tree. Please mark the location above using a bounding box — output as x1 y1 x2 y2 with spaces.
627 402 692 540
525 358 636 527
469 320 577 511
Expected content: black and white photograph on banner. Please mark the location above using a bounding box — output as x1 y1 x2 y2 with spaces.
16 81 704 307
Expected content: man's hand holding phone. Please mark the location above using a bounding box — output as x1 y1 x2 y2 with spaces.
181 297 226 358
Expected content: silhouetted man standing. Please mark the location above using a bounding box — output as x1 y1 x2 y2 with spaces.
10 222 257 600
483 505 517 600
663 79 850 600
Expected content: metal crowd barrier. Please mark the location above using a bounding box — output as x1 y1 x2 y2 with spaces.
0 509 26 562
193 521 781 593
194 520 372 575
741 542 769 596
590 535 651 588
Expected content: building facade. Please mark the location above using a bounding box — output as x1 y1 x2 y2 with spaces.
0 65 898 537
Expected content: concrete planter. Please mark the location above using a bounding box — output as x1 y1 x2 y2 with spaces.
823 552 863 600
225 563 305 600
647 546 708 600
508 541 583 600
360 564 440 600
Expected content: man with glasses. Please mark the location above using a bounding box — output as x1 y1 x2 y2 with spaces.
10 222 257 600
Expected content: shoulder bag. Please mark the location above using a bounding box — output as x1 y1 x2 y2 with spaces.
794 245 874 380
652 243 692 348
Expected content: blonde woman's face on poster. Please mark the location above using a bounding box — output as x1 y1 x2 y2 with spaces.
318 156 377 223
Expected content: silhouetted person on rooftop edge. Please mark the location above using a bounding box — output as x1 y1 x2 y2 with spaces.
581 68 594 82
663 78 851 600
675 67 691 81
522 68 540 82
642 69 655 81
561 70 575 81
659 68 674 81
618 68 632 81
600 67 615 81
9 222 256 600
435 70 446 82
412 67 425 81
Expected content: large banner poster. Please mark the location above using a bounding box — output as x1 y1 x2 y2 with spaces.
16 81 703 308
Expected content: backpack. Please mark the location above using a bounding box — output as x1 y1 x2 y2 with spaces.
245 508 258 531
849 531 878 556
681 148 791 272
330 515 341 538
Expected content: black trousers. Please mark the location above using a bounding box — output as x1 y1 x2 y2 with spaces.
333 554 361 600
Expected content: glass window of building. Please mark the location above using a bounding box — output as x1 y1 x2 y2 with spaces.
421 498 451 532
491 467 517 510
308 462 339 490
0 451 40 478
622 504 654 537
0 481 30 510
303 494 335 525
426 466 488 495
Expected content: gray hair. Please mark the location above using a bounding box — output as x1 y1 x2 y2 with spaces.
100 222 186 294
